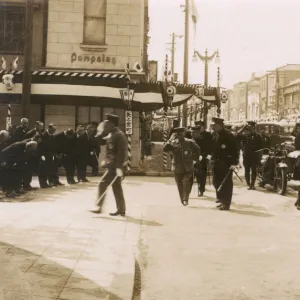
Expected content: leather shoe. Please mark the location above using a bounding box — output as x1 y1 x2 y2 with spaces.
216 203 223 208
109 211 125 217
56 181 65 186
219 204 230 211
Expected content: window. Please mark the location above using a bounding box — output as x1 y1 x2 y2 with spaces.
0 5 26 54
83 0 106 45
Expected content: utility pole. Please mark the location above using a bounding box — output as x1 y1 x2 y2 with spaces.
22 0 34 118
245 82 249 120
182 0 189 127
167 33 183 120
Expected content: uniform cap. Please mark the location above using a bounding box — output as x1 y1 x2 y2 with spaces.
105 113 119 125
192 126 201 131
172 127 185 133
211 117 224 125
194 121 204 126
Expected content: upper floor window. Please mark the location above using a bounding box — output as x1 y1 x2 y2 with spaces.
83 0 106 45
0 5 26 54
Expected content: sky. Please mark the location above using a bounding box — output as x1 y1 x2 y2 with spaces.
148 0 300 89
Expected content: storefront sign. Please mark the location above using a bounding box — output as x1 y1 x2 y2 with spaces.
125 110 133 135
71 53 117 65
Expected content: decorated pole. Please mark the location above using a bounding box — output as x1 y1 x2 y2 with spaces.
120 65 135 173
125 110 133 171
163 54 169 169
6 104 11 130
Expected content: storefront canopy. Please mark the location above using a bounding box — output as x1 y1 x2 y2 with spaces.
0 69 220 111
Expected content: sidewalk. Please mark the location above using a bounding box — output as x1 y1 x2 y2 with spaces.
0 177 142 300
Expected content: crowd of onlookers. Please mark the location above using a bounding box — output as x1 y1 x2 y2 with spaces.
0 118 102 198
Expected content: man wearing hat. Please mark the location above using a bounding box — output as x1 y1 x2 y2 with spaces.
168 119 180 139
211 117 240 210
192 121 213 196
163 127 200 206
237 121 263 190
91 114 128 216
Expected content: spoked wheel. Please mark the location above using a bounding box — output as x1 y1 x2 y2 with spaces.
274 167 287 195
257 166 265 187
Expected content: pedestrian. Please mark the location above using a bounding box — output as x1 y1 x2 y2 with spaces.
237 121 263 190
1 141 37 198
192 121 213 196
11 118 30 143
74 125 90 183
163 127 200 206
210 117 240 211
91 114 128 216
25 121 44 139
38 123 57 188
86 124 100 176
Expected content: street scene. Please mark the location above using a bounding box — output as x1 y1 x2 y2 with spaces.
1 0 300 299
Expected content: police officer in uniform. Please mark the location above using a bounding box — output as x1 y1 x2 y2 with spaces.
237 121 263 190
168 119 180 139
192 121 213 196
211 117 239 211
163 127 200 206
91 114 128 216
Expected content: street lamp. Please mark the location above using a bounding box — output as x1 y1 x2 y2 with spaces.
119 87 135 109
192 48 220 128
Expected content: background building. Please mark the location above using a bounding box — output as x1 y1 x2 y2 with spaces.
0 0 150 169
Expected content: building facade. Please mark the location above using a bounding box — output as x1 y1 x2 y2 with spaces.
0 0 150 169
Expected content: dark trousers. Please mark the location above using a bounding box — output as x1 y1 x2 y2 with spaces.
96 169 126 213
195 159 208 193
243 156 258 187
212 161 233 207
2 166 22 193
23 156 38 188
38 155 57 186
75 157 87 181
174 172 193 203
88 152 99 174
63 154 76 182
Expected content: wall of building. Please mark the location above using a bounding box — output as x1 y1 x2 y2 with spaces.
0 0 47 69
46 0 145 70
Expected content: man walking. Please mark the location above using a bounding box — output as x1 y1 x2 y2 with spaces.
211 118 240 211
91 114 128 216
237 121 262 190
192 121 213 196
163 127 200 206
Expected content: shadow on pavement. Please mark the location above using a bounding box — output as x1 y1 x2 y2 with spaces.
94 216 163 227
228 209 273 218
231 202 267 211
0 241 125 300
188 205 273 217
131 259 141 300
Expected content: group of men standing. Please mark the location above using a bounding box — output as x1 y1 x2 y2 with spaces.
0 118 101 198
164 118 274 211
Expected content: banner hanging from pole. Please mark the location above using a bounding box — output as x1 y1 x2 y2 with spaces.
125 110 133 135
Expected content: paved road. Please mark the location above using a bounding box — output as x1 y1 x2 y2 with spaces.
133 177 300 300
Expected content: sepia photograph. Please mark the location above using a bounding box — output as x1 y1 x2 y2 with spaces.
0 0 299 299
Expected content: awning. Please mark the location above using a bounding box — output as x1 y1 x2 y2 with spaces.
0 69 220 111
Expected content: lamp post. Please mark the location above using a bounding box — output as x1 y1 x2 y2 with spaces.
192 48 220 128
119 85 135 172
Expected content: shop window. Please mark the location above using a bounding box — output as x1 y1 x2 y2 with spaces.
83 0 106 45
0 5 25 54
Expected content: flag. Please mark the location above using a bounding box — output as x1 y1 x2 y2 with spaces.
191 0 199 39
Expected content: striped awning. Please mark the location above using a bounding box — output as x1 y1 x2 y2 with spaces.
0 69 220 110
